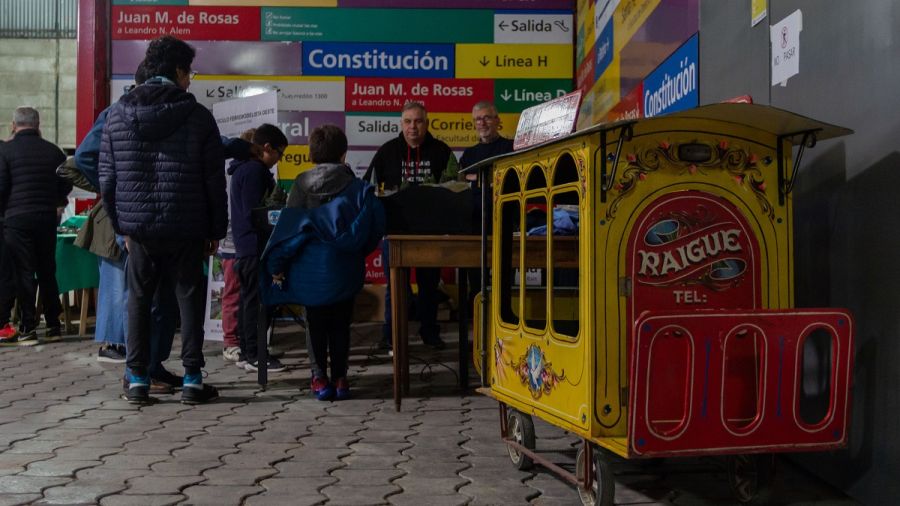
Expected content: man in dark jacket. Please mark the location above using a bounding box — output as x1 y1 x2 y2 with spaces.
0 107 71 344
0 138 15 341
227 123 288 374
364 102 458 351
99 36 227 405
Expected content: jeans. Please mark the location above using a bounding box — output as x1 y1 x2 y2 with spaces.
4 214 61 331
126 238 205 375
306 297 355 380
234 255 262 362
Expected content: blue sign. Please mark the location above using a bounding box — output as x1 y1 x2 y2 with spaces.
642 33 699 117
594 19 614 80
302 42 454 78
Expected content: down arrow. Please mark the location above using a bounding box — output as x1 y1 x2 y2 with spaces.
479 57 490 66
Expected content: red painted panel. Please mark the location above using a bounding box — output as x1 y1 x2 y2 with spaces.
627 191 761 329
112 6 260 41
76 0 110 144
346 78 494 113
629 309 854 457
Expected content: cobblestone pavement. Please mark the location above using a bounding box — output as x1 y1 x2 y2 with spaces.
0 323 858 505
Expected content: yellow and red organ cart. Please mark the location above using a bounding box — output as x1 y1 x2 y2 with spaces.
469 104 855 505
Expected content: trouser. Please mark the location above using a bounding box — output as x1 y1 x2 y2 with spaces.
380 239 441 343
234 255 262 362
306 297 355 380
4 214 62 331
126 238 205 375
0 222 16 326
221 257 240 348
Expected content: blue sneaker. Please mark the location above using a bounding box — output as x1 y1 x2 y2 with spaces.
181 373 219 405
334 377 350 401
311 375 334 401
124 369 150 404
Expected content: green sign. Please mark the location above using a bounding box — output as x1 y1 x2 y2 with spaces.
112 0 187 4
494 79 573 113
261 8 492 43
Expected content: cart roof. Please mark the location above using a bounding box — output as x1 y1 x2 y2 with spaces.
460 103 853 175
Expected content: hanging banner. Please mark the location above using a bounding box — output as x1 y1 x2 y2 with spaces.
205 91 279 342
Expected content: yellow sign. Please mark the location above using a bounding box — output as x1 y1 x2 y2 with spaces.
456 44 572 79
190 0 336 5
751 0 767 26
590 56 620 124
279 145 314 181
614 0 661 49
576 0 595 63
428 112 520 148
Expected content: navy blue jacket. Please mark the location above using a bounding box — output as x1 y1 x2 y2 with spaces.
227 158 274 258
261 179 385 307
98 79 227 240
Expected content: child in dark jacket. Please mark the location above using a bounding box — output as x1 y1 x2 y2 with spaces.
268 124 384 400
228 124 288 373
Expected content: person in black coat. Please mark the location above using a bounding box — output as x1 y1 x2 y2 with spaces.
0 139 15 342
99 36 226 405
0 107 71 344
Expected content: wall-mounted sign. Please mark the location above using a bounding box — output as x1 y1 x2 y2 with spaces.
346 78 493 113
261 8 491 43
345 113 401 147
190 76 345 111
279 145 315 181
594 19 614 79
337 0 573 8
642 33 698 117
593 0 620 39
614 0 661 49
456 44 572 79
428 112 520 148
607 82 642 122
112 6 259 40
278 110 346 145
494 79 571 113
771 10 801 86
576 45 596 95
303 42 454 78
493 12 573 44
112 40 302 76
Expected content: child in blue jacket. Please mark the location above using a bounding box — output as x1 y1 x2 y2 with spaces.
263 125 384 400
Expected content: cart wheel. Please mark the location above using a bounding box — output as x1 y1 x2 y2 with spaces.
726 454 775 505
576 447 615 506
506 410 535 470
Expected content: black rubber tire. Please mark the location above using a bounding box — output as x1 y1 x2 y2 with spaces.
506 410 536 470
727 454 775 505
576 447 615 506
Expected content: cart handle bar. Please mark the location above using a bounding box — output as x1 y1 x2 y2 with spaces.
602 123 635 192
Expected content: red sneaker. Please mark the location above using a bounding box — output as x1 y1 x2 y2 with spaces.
334 377 350 401
0 323 19 341
310 375 333 401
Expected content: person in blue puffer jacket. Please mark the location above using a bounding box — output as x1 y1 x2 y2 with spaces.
263 125 385 401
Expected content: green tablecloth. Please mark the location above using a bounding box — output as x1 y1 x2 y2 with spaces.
55 233 99 293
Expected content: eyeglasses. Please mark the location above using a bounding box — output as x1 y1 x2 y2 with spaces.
474 115 498 124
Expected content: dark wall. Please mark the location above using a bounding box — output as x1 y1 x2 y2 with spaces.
700 1 900 504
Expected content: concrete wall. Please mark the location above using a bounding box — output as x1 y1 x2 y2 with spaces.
0 38 77 149
700 1 900 504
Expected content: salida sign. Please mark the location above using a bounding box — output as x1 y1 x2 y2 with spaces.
112 6 260 40
346 78 493 113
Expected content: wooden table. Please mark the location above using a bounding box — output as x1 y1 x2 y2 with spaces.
388 234 579 411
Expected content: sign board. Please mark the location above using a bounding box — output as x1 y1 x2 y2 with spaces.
345 113 401 147
261 8 491 43
456 44 573 79
493 12 573 44
607 82 642 122
112 6 260 40
278 110 346 145
494 79 572 113
594 18 614 79
191 76 344 111
771 10 801 86
642 33 698 117
206 91 278 342
345 78 493 113
279 145 314 180
303 42 454 78
112 40 302 76
429 112 519 148
513 90 582 150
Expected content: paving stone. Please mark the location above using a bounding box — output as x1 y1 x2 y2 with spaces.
285 447 353 462
119 440 189 455
331 468 406 486
0 494 42 506
296 434 362 448
123 475 205 495
0 454 55 476
169 447 239 462
243 492 327 506
5 439 73 454
388 493 469 506
339 454 409 470
38 483 129 504
52 446 122 461
321 484 400 505
397 460 469 479
21 459 101 477
258 476 336 495
179 485 263 505
201 467 277 486
72 466 150 484
220 452 290 468
349 442 414 456
272 459 344 478
100 454 167 470
98 494 184 506
0 475 70 494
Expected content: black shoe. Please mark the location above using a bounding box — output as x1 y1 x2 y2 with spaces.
151 368 183 388
244 357 286 373
123 370 150 404
421 335 446 350
181 383 219 405
44 327 63 341
98 344 126 363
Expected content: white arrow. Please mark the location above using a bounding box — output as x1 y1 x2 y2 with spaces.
500 90 511 101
